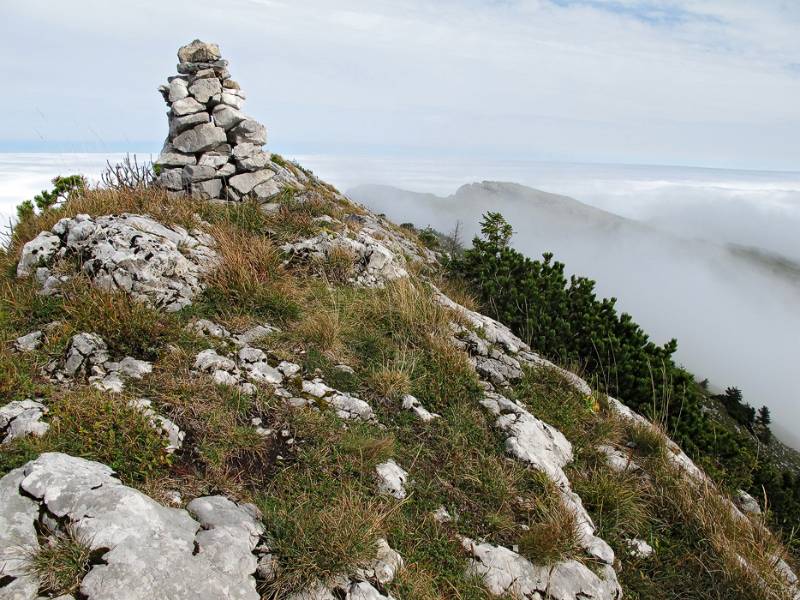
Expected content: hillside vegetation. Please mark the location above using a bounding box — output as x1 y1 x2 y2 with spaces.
0 164 797 600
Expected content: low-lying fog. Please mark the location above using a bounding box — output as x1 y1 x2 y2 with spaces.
347 171 800 449
2 154 798 447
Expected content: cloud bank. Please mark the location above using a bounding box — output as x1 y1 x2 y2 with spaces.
1 1 799 168
350 178 800 446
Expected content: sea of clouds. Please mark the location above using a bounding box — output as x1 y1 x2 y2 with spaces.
2 153 799 445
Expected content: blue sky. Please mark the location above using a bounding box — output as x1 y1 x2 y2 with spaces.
1 0 799 170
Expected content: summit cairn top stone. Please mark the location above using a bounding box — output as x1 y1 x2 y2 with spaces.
156 40 279 202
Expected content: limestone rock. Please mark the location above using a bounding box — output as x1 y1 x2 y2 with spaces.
229 119 267 145
234 323 281 346
484 391 571 484
172 122 227 154
188 318 231 340
159 168 185 190
178 40 222 63
169 112 210 137
171 96 206 116
212 104 246 130
238 346 283 384
626 537 654 559
16 231 60 276
0 453 262 599
236 150 271 172
195 348 237 373
736 489 762 515
401 394 440 422
253 179 281 200
356 538 404 585
462 537 622 600
168 78 189 102
229 169 276 195
64 332 110 376
19 214 217 312
14 330 43 352
188 77 222 104
128 398 185 452
218 92 245 110
281 232 409 287
183 164 217 182
198 151 231 167
0 400 49 443
375 459 409 499
156 149 197 167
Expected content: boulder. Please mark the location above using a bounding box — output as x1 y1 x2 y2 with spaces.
172 123 228 154
217 92 245 109
375 459 409 499
236 150 271 171
168 78 189 102
462 537 622 599
188 77 222 104
229 169 276 195
156 148 197 167
159 168 185 191
198 152 230 167
14 331 43 352
178 39 222 63
169 112 210 137
212 104 246 130
183 164 217 183
171 96 206 116
0 453 262 599
229 119 267 145
16 231 60 277
20 214 217 311
0 399 49 443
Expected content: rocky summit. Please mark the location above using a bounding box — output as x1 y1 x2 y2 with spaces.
156 39 280 202
2 40 800 600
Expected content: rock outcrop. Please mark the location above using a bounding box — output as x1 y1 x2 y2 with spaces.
16 214 217 311
156 40 287 202
0 453 266 600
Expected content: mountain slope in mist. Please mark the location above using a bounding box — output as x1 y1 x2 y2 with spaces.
349 181 800 448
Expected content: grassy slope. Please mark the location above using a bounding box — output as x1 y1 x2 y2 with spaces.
0 167 795 599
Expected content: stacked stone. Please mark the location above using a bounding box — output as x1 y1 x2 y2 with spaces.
156 40 279 201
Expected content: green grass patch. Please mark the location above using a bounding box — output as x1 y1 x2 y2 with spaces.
0 388 170 482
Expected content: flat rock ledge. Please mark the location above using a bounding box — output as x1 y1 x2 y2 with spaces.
17 214 218 312
0 453 265 600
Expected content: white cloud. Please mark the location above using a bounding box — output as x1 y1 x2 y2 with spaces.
1 0 799 168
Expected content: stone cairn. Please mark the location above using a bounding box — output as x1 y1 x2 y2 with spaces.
156 40 279 201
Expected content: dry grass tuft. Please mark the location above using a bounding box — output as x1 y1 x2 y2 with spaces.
202 224 300 322
368 367 412 402
262 487 396 595
637 444 794 599
293 306 344 357
315 245 356 284
517 498 583 566
25 525 93 596
627 421 668 458
573 465 649 542
58 278 180 360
